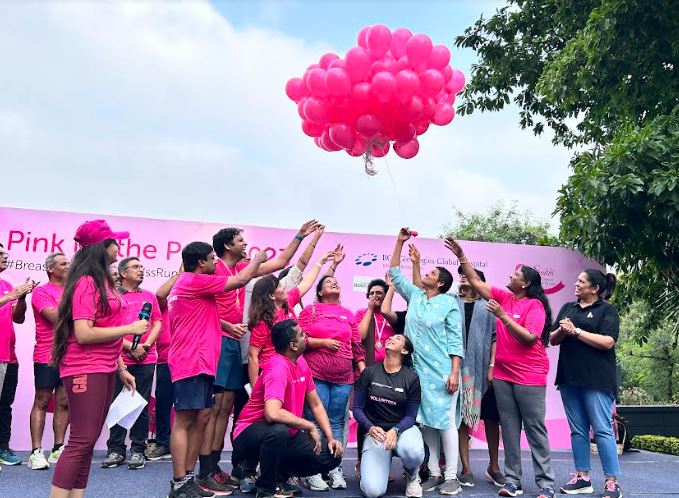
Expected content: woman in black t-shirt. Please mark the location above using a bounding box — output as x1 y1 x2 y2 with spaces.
550 269 622 498
352 334 424 498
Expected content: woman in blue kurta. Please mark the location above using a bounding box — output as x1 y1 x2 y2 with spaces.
388 228 465 496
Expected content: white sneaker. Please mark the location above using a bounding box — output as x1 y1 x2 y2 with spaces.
405 472 423 498
28 449 49 470
48 446 65 464
328 466 347 489
305 473 329 491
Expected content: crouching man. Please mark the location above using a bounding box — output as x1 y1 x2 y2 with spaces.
232 319 343 498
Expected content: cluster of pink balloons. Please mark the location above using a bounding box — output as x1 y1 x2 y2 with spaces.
286 25 465 164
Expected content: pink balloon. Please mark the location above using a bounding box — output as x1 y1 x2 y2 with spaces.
304 98 330 123
395 56 412 72
415 121 429 135
448 69 466 94
428 45 451 69
306 68 327 98
406 34 433 66
395 70 420 101
329 97 354 125
390 28 413 59
420 69 445 97
370 141 390 158
394 138 419 159
371 71 396 103
319 53 340 69
348 133 368 156
306 63 321 72
320 129 342 151
371 57 396 75
392 121 416 143
356 114 382 138
367 25 392 58
302 120 324 137
297 98 308 119
345 47 371 83
441 65 453 82
421 98 437 121
352 82 372 102
432 103 455 126
399 95 424 121
314 137 326 150
444 92 456 105
325 68 352 97
357 26 370 49
329 123 356 150
328 58 346 70
285 77 306 102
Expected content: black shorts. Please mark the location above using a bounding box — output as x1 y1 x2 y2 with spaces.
173 374 215 410
34 363 62 390
481 386 500 422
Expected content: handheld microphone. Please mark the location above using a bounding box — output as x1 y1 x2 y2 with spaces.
131 302 152 350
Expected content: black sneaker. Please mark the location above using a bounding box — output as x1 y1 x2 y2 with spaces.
128 452 145 470
196 473 233 495
499 482 523 497
560 473 594 494
101 452 125 468
256 489 276 498
602 479 622 498
146 444 172 461
275 478 303 497
186 477 216 497
169 479 204 498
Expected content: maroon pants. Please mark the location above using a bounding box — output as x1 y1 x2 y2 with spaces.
52 373 115 490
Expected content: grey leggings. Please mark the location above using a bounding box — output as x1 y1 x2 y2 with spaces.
493 379 554 490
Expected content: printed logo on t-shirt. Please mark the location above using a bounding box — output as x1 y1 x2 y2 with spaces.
340 315 347 320
587 312 594 318
512 314 521 318
394 387 404 393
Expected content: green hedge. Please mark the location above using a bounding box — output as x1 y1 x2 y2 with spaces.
631 435 679 455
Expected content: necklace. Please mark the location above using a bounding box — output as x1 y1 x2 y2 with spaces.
374 313 387 350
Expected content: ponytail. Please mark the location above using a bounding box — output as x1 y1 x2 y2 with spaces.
520 265 552 347
583 269 616 301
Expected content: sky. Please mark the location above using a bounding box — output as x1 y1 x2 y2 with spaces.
0 0 574 238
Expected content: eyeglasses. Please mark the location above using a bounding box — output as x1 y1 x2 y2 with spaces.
125 264 145 271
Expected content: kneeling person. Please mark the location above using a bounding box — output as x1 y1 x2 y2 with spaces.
232 319 343 498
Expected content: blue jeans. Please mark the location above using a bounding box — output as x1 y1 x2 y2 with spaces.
360 426 425 498
560 384 620 477
305 379 352 442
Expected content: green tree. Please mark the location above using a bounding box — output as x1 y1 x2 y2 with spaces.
455 0 679 337
441 201 559 246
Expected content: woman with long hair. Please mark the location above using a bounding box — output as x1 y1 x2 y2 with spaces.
49 220 148 498
353 334 424 498
247 251 332 387
446 237 556 498
550 270 622 498
298 275 366 491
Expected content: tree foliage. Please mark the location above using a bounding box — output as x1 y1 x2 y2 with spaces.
441 201 559 246
455 0 679 338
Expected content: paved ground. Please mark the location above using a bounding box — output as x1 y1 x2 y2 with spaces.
2 448 678 497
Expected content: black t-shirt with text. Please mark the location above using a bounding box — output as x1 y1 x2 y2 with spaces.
552 299 620 394
354 363 421 430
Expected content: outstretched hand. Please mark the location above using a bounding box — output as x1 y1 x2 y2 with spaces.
444 237 464 257
408 243 420 264
397 228 412 242
299 220 321 237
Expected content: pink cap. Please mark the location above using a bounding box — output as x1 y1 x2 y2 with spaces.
74 219 129 248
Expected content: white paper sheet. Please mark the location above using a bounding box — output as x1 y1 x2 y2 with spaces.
106 388 148 430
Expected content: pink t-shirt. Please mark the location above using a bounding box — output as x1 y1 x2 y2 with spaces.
167 272 228 383
249 288 301 369
215 259 249 339
119 288 162 366
0 278 17 363
298 302 365 384
354 309 395 363
156 308 171 364
31 282 64 364
234 353 315 440
491 286 549 386
60 276 128 378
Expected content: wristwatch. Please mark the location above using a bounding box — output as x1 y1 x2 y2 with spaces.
392 426 401 436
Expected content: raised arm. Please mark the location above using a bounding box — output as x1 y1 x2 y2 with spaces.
255 220 320 276
408 243 423 289
225 251 268 290
156 264 182 311
325 244 344 277
444 237 492 301
295 225 325 272
379 274 398 326
297 251 332 297
74 319 148 345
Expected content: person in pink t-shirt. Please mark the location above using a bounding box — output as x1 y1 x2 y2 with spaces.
232 319 342 498
202 220 318 490
0 242 37 467
446 237 556 498
298 275 366 490
101 256 163 470
49 220 147 498
166 241 266 498
247 250 332 387
355 278 398 364
28 252 70 471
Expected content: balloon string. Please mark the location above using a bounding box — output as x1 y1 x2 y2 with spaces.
384 156 407 220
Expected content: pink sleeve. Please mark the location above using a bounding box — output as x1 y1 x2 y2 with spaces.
192 274 228 296
287 288 301 308
524 300 546 336
306 372 315 393
297 306 312 333
354 308 366 323
249 321 269 348
262 365 287 402
348 310 365 363
490 286 513 306
72 277 98 321
32 287 57 314
150 295 162 323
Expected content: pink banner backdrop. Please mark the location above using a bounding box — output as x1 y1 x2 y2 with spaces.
0 207 601 450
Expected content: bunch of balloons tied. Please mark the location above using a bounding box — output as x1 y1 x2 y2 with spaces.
285 25 465 174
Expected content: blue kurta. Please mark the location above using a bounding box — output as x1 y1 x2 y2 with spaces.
389 267 464 430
